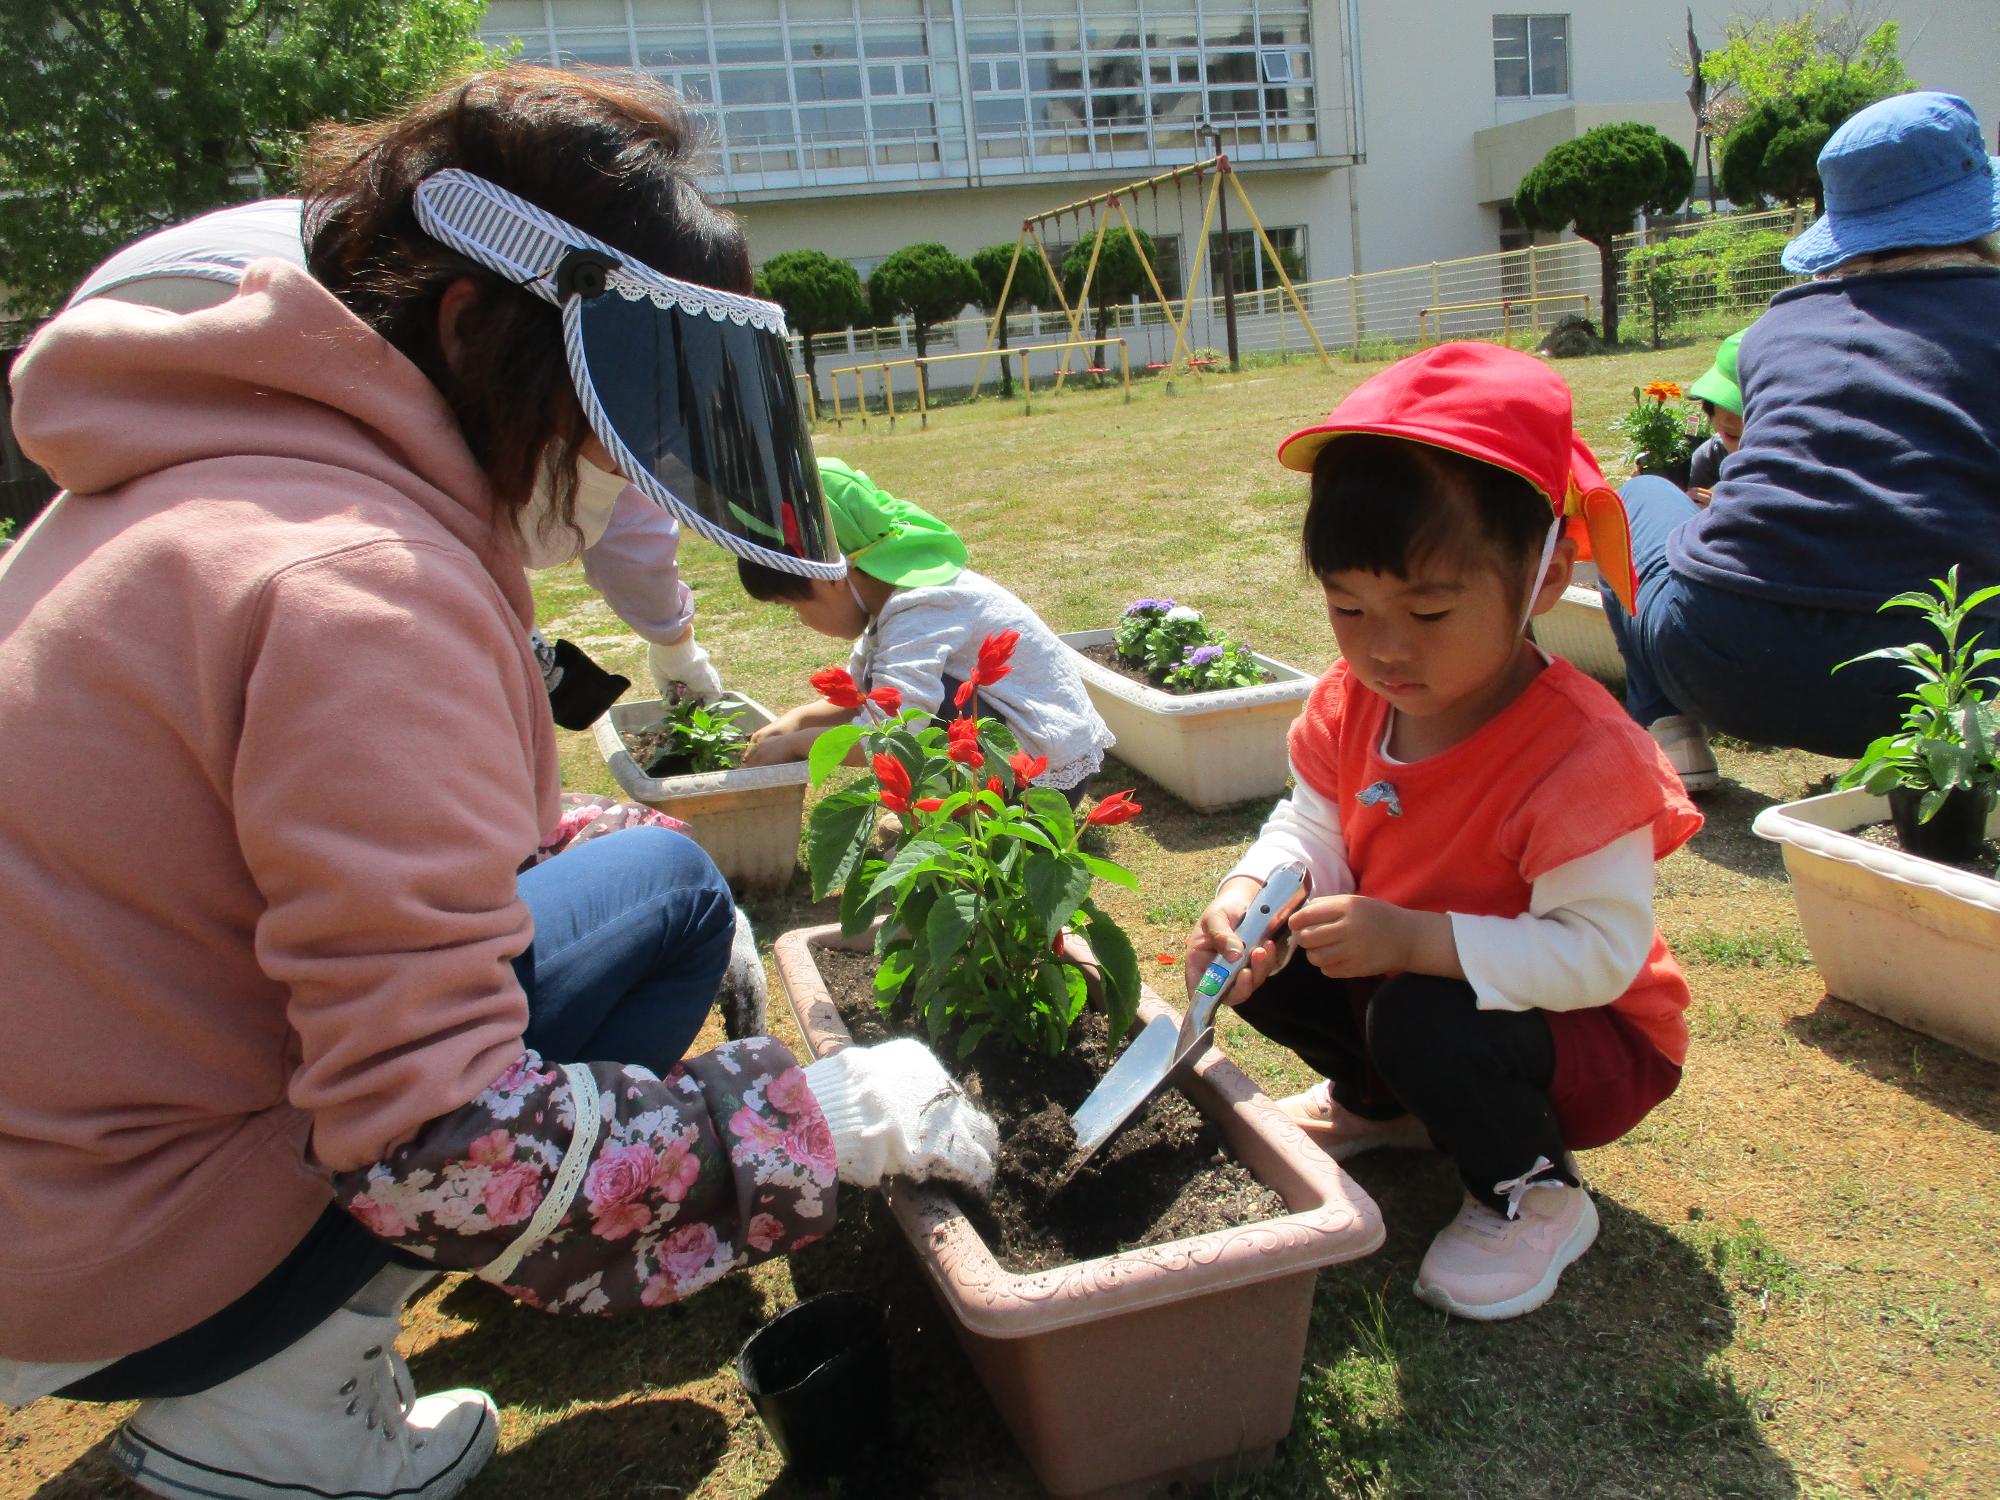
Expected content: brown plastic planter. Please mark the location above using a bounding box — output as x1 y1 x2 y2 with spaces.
773 924 1385 1499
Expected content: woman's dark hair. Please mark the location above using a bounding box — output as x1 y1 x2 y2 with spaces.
1302 435 1551 583
300 67 750 528
738 555 816 603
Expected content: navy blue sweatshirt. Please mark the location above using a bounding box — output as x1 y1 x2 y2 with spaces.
1671 266 2000 615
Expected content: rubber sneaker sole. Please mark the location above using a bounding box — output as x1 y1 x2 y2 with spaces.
1412 1191 1600 1321
112 1396 496 1500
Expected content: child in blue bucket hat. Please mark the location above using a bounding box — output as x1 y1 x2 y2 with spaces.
1598 90 2000 784
737 458 1112 799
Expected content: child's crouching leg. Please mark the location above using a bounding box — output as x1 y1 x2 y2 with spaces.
1234 962 1430 1158
1365 976 1598 1320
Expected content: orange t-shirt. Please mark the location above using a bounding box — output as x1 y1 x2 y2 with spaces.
1287 657 1703 1065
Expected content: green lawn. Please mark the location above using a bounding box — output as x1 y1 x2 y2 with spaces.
9 340 1997 1500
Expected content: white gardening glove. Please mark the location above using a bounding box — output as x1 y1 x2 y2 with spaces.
647 633 724 704
802 1038 1000 1195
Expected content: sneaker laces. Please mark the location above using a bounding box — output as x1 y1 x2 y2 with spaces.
1492 1155 1561 1220
341 1329 413 1448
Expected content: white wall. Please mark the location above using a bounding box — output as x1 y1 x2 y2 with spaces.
734 163 1353 288
1348 0 2000 273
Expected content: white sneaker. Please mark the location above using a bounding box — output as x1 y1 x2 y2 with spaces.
1276 1081 1435 1161
1648 714 1719 792
113 1288 496 1500
1413 1181 1599 1321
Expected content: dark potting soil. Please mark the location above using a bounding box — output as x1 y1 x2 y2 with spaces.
1853 820 2000 881
1079 640 1218 696
812 947 1290 1275
623 723 738 779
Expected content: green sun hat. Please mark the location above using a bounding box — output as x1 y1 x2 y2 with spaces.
817 457 967 587
1687 329 1748 417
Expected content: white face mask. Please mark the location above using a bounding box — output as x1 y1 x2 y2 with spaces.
519 458 628 570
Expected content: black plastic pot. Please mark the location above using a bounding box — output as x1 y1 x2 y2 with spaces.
735 1291 891 1477
1888 785 1995 865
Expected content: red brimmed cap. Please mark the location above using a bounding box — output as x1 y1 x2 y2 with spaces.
1277 343 1638 612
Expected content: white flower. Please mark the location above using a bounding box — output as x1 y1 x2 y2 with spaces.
1165 605 1203 623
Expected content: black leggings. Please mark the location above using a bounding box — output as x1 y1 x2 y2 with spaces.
56 1205 416 1402
1236 957 1573 1211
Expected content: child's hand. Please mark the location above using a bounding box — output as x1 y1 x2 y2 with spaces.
741 725 812 767
1289 894 1420 979
1185 876 1293 1007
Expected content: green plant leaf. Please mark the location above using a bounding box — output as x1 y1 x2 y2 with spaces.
1078 852 1140 890
1077 897 1141 1049
927 888 980 968
805 789 877 901
839 863 878 938
956 1021 992 1058
809 723 866 786
875 945 916 996
865 838 947 905
1025 850 1094 944
1021 787 1076 840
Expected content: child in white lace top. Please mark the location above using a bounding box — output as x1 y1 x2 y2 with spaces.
738 458 1112 793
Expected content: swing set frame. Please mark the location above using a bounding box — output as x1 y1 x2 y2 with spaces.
970 152 1330 398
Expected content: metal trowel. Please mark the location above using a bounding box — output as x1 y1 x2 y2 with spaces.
1068 862 1310 1164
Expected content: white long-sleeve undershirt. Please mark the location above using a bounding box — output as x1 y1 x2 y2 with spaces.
1223 756 1656 1014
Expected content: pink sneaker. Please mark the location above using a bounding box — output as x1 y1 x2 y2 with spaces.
1414 1171 1599 1320
1276 1081 1434 1161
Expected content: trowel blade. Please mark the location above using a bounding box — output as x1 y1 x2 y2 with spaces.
1068 1013 1182 1159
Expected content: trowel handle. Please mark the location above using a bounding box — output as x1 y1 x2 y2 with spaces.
1186 863 1311 1034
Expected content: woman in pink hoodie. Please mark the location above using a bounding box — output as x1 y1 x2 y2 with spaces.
0 69 993 1500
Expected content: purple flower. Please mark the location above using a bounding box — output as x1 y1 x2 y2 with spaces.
1184 644 1224 666
1123 598 1174 617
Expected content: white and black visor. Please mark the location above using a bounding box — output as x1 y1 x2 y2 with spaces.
413 169 840 579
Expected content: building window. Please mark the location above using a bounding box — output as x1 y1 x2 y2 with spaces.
1208 226 1305 295
1492 15 1568 99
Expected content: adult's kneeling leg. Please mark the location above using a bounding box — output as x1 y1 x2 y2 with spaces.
514 825 736 1073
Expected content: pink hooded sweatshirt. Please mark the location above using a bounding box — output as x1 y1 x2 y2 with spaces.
0 263 563 1359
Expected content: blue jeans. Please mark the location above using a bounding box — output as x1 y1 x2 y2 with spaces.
66 825 736 1401
1600 477 1913 759
514 824 737 1072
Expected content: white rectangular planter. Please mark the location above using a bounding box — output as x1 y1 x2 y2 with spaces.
1753 787 2000 1063
1534 565 1625 686
593 696 809 892
1058 629 1315 813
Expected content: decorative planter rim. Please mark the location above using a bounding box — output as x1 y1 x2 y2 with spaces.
1752 787 2000 912
774 921 1385 1340
594 694 810 799
1058 627 1317 719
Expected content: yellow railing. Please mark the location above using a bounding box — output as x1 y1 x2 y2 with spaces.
1417 292 1591 347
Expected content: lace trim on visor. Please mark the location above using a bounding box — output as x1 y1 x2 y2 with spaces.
412 168 788 337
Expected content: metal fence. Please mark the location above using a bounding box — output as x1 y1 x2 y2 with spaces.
793 205 1810 410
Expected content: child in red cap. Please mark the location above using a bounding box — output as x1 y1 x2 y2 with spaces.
1185 343 1701 1320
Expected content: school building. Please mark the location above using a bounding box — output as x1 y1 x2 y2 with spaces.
482 0 2000 296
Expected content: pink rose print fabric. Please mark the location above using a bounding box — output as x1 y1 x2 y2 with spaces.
331 1037 836 1314
524 793 691 870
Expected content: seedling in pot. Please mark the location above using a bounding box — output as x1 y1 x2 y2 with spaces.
1835 565 2000 862
632 682 749 777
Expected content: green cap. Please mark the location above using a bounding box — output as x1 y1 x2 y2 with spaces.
1687 329 1748 417
817 457 967 587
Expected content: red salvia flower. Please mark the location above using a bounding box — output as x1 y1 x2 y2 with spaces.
947 716 980 747
987 775 1003 796
873 753 912 814
1009 751 1048 785
866 685 902 714
954 677 978 708
949 739 985 770
975 630 1019 685
1085 789 1142 826
914 797 944 813
811 667 864 710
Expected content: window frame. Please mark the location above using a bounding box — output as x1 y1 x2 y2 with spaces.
1492 13 1570 100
